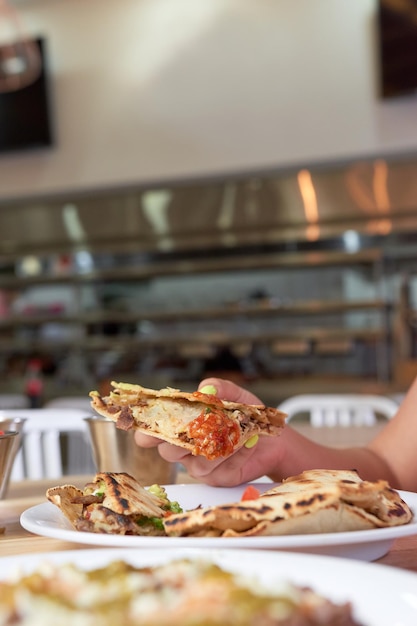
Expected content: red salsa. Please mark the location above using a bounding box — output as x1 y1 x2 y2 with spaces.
187 408 240 460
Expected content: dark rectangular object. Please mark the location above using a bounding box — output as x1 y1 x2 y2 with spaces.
378 0 417 98
0 37 53 153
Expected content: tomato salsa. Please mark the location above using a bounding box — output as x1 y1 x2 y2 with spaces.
187 408 240 459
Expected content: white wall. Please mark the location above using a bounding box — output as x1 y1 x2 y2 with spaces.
1 0 417 199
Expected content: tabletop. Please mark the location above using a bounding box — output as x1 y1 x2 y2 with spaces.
1 475 417 573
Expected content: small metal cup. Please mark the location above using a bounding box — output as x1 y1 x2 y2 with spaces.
0 417 26 499
0 431 20 499
84 416 177 485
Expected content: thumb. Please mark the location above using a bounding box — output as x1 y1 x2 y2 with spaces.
198 378 263 405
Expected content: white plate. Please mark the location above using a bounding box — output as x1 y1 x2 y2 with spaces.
1 547 417 625
20 483 417 561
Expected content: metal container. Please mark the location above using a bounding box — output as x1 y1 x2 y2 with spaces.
84 416 177 486
0 431 19 499
0 416 26 499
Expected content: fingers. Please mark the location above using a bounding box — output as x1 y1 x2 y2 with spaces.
156 441 194 463
183 446 258 487
244 434 259 448
199 383 217 395
198 378 262 405
134 378 269 487
134 431 162 448
152 439 242 482
135 430 258 485
136 429 276 488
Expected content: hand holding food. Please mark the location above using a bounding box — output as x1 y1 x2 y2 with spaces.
90 380 286 460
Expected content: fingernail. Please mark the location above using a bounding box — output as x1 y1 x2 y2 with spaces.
199 384 217 395
244 435 259 449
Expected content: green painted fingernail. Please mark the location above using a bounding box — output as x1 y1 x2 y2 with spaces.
199 384 217 395
244 435 259 449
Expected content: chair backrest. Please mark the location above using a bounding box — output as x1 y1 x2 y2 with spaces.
278 393 399 428
45 396 96 411
0 394 30 409
6 408 94 481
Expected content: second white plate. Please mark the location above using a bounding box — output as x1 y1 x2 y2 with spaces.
20 482 417 561
1 547 417 626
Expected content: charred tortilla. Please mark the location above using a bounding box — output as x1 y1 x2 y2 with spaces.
89 381 286 460
163 469 413 537
47 472 182 536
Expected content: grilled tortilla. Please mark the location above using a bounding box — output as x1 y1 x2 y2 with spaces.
89 381 286 460
163 469 413 537
47 472 182 536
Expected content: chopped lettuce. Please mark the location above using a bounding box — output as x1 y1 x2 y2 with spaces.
148 483 183 514
135 484 183 532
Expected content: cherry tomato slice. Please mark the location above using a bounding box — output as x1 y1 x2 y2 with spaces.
241 485 260 501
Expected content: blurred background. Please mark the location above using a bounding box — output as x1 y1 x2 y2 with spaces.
0 0 417 407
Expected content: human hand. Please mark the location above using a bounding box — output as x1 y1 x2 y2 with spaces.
134 377 283 486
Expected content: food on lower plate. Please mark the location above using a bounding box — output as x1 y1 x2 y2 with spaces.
163 469 413 537
46 472 182 536
89 381 286 460
0 557 363 626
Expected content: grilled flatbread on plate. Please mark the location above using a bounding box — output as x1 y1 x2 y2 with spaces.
47 472 181 536
163 469 413 537
90 381 286 460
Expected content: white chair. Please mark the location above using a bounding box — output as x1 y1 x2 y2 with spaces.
278 393 399 428
45 396 96 412
0 394 30 409
7 408 95 481
43 398 100 476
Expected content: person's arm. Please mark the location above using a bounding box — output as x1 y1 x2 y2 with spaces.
135 376 413 489
266 424 399 486
191 378 401 487
366 376 417 492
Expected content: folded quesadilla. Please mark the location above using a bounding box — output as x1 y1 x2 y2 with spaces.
47 472 182 536
89 381 286 460
163 469 413 537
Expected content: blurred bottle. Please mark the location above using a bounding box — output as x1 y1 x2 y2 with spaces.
24 358 44 408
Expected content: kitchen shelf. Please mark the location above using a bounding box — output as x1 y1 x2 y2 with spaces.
0 298 392 329
0 242 397 391
0 326 388 353
0 249 383 290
